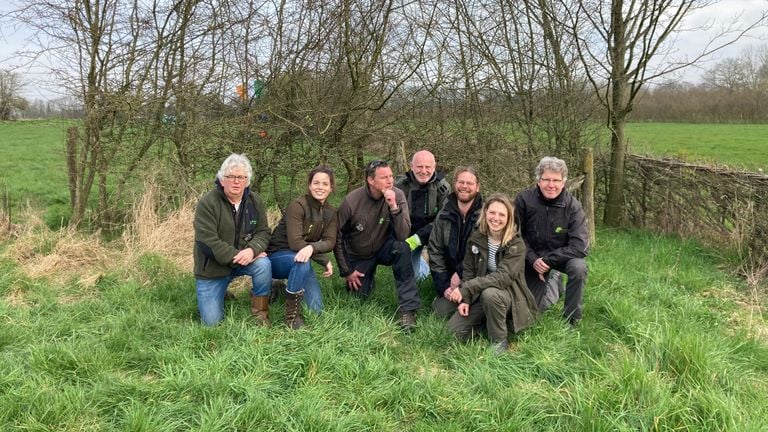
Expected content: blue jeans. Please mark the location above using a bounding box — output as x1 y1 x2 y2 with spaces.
268 250 324 313
411 246 430 281
195 256 272 326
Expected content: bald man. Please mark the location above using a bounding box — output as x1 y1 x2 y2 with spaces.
394 150 451 281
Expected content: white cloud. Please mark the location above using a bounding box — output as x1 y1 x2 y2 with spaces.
668 0 768 83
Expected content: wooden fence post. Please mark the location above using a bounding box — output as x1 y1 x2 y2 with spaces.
582 148 596 246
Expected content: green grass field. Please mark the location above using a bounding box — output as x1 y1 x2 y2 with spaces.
0 229 766 430
0 120 73 227
1 119 767 429
625 123 768 171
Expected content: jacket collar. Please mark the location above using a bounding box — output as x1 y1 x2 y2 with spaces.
304 192 324 209
364 184 384 201
441 192 483 220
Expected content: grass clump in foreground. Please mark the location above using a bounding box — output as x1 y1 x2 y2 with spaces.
1 227 767 431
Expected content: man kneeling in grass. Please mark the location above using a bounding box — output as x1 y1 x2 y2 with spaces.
193 154 273 326
334 159 421 332
514 156 589 327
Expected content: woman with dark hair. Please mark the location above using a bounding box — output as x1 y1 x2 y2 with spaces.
446 192 538 354
267 165 337 329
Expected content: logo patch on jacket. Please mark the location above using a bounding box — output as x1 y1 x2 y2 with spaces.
355 223 364 232
471 245 479 254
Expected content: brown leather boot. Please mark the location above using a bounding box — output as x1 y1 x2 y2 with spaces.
250 294 271 326
284 290 305 330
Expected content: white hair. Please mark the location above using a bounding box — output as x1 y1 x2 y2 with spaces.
216 154 253 185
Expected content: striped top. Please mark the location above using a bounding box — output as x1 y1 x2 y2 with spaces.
487 240 500 273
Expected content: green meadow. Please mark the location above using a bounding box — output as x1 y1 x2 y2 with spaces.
1 119 767 429
624 122 768 171
1 228 766 430
0 120 73 227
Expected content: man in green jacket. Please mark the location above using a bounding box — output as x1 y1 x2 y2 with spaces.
193 154 273 326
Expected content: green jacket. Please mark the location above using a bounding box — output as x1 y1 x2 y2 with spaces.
193 182 271 279
458 231 538 333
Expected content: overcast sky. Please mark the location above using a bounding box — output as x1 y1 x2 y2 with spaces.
1 0 767 101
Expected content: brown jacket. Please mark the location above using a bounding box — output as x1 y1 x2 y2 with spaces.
334 185 410 276
267 194 337 266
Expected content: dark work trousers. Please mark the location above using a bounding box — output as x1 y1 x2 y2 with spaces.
447 288 514 343
431 296 458 319
525 258 587 322
346 237 421 313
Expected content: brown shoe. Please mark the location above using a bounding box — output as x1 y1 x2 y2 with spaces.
398 311 416 333
250 294 271 326
284 290 305 330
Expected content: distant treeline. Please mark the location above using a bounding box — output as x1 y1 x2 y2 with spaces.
633 83 768 123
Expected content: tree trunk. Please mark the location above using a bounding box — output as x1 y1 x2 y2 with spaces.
604 0 627 227
604 114 626 226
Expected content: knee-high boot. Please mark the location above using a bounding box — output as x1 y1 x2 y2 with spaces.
284 289 305 329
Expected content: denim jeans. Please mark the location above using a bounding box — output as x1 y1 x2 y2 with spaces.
268 250 324 313
410 246 430 281
195 256 272 326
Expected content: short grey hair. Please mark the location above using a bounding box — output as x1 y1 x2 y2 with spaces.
217 153 253 184
534 156 568 181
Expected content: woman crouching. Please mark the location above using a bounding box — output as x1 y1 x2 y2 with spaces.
266 165 337 329
447 193 538 354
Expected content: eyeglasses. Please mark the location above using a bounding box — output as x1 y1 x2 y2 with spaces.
539 178 563 185
224 175 248 182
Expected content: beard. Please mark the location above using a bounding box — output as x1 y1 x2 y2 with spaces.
457 192 477 204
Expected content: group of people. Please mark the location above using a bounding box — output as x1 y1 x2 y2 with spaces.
193 151 589 353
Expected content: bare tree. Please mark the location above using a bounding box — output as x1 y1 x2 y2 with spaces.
7 1 228 227
563 0 767 226
225 0 437 195
0 69 29 120
411 0 599 192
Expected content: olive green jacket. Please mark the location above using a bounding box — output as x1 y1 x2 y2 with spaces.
193 182 271 279
458 231 538 333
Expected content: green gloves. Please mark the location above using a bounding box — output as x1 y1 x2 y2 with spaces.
405 234 422 251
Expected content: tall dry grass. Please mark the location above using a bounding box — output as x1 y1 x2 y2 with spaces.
3 183 284 289
4 204 120 287
122 182 197 272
